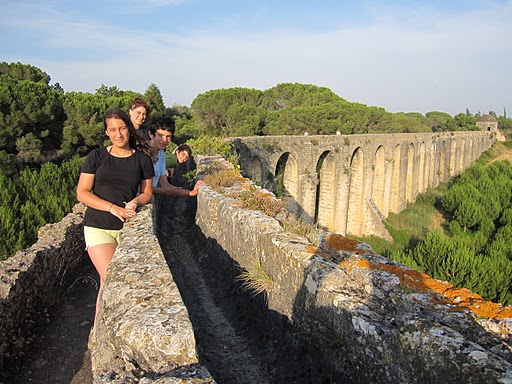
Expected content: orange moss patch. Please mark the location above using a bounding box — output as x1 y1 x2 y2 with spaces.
319 234 512 320
324 234 374 254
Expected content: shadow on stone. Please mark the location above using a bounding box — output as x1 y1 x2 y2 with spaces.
156 194 344 383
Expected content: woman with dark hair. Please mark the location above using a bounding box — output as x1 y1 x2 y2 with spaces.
76 107 154 328
129 98 151 130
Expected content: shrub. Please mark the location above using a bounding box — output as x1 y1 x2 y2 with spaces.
234 185 283 218
202 167 240 191
280 215 321 246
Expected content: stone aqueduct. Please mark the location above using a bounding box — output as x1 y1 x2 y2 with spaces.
232 131 495 239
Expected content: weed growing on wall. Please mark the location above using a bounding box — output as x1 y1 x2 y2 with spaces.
202 167 240 191
280 215 322 246
232 185 283 218
236 256 274 299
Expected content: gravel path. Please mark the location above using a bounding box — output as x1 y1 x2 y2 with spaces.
5 256 96 384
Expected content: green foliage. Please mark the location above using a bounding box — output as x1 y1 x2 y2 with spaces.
144 83 166 114
234 185 283 218
186 135 235 160
190 83 434 137
260 82 344 110
363 154 512 306
0 156 82 260
95 84 122 97
0 61 51 84
425 111 457 132
61 90 142 155
0 72 65 155
384 187 445 248
453 113 479 131
0 150 19 177
192 87 264 136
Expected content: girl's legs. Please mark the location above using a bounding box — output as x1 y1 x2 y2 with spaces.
87 243 117 326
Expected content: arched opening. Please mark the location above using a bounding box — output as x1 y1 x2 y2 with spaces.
406 143 415 203
428 141 436 188
458 139 466 173
372 146 385 214
346 147 364 236
438 140 447 182
449 140 457 176
275 152 300 215
316 151 336 230
389 144 401 213
418 142 426 193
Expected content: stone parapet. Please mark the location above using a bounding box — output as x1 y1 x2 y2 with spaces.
91 204 213 383
195 156 512 384
0 205 86 374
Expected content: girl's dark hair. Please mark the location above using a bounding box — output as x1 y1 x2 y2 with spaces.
175 144 192 156
130 98 151 116
104 107 151 155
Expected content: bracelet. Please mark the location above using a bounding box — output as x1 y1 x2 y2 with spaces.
108 203 114 213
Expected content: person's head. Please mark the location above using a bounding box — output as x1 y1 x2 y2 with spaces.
175 144 192 163
129 98 151 129
148 114 175 151
104 107 137 149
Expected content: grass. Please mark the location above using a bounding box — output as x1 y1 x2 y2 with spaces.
235 185 284 218
357 184 449 257
202 167 240 191
236 256 274 298
280 215 322 246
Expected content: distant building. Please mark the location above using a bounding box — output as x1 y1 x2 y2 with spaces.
476 114 498 132
476 114 506 141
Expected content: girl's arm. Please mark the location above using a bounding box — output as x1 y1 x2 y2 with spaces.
125 178 153 210
77 173 113 212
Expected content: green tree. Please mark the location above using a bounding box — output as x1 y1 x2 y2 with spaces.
425 111 457 132
61 90 141 155
0 150 19 177
0 73 65 154
192 87 263 136
454 199 484 231
0 61 51 84
260 82 344 110
453 113 478 131
96 84 122 97
144 83 166 114
16 132 44 164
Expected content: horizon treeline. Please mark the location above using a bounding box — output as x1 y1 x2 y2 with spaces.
3 61 512 176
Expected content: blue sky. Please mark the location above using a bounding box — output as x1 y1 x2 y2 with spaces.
1 0 511 116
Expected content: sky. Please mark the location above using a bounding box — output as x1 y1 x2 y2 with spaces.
1 0 511 117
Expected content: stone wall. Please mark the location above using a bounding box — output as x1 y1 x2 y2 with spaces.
196 156 512 384
90 205 213 383
0 204 86 374
232 131 494 238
